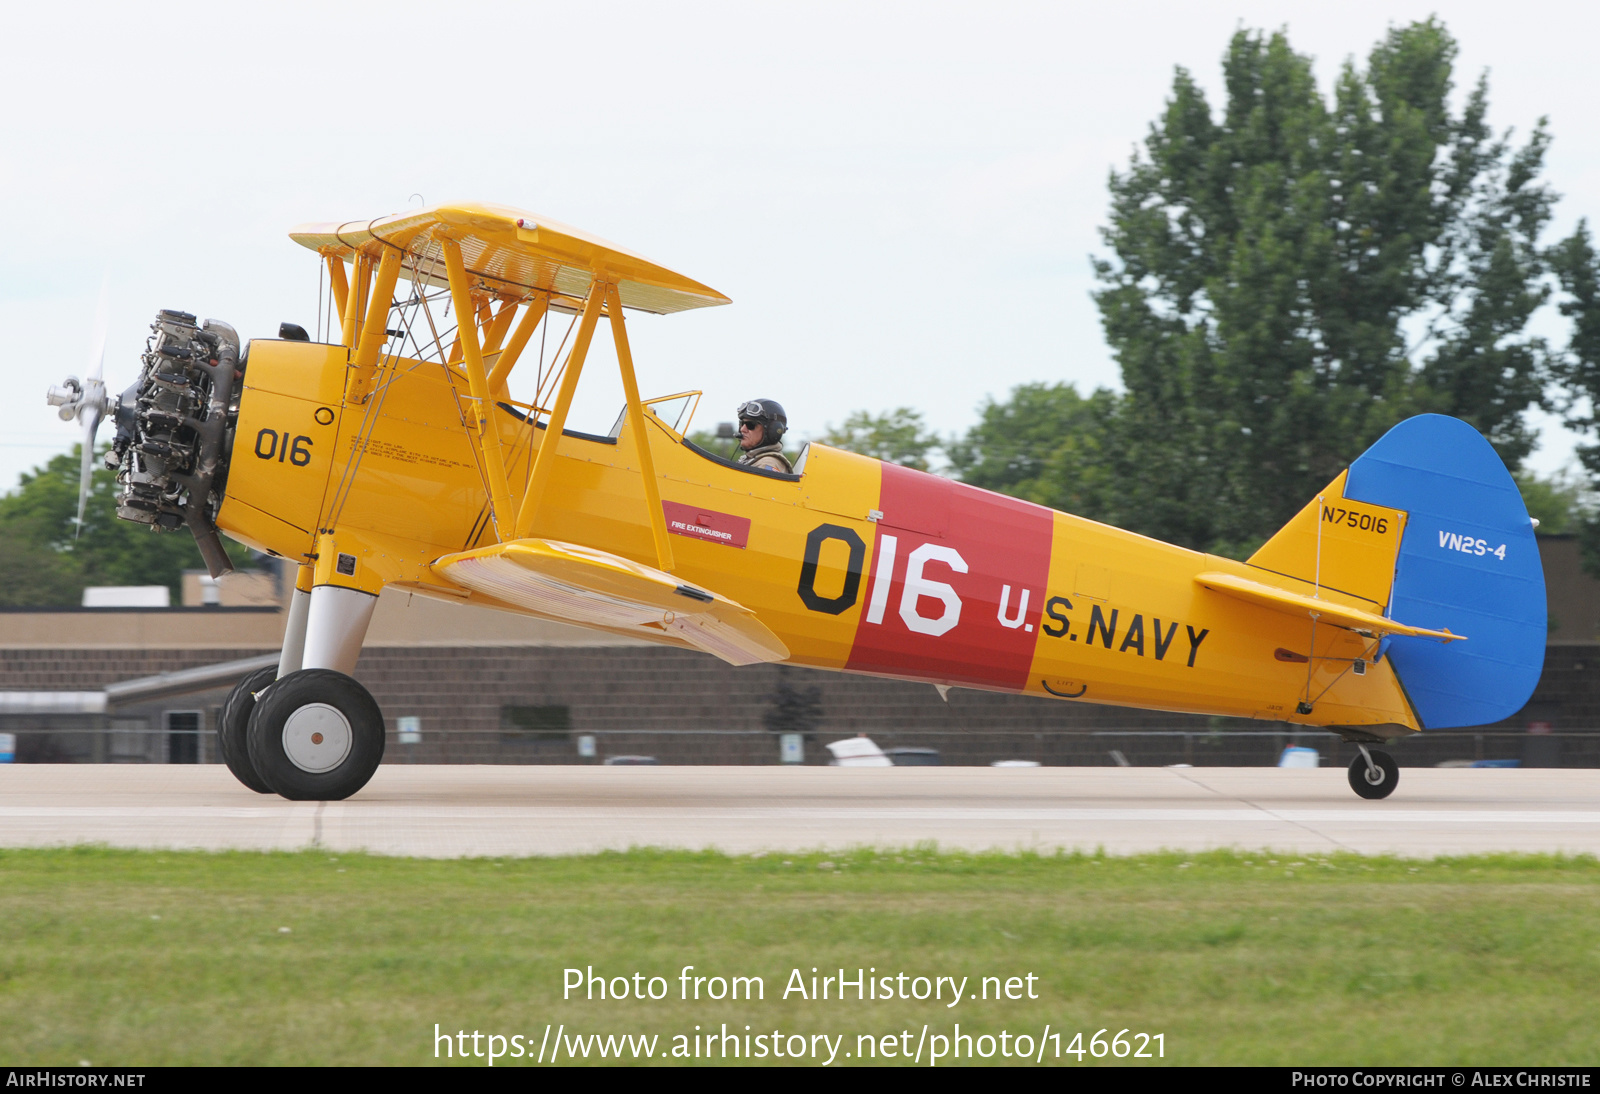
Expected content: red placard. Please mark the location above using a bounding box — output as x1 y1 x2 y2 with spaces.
663 500 751 549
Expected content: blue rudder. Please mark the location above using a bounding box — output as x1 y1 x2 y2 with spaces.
1345 415 1546 729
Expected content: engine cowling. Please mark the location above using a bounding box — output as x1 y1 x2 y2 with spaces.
106 309 241 577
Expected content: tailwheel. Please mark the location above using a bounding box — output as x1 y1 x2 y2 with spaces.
246 669 385 801
1348 747 1399 800
219 665 277 794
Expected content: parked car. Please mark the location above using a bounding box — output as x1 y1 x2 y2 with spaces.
825 737 892 767
884 747 940 766
1278 746 1320 768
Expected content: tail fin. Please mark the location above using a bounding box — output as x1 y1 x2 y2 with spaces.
1249 414 1545 729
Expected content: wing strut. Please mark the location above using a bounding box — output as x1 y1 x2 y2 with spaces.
501 279 676 571
488 292 549 395
606 282 675 573
341 252 373 350
441 236 517 539
514 282 606 539
346 246 403 403
323 252 350 326
481 293 519 357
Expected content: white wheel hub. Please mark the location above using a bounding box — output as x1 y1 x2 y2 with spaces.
282 702 353 774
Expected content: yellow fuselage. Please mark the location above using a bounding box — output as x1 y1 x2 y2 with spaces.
220 340 1419 734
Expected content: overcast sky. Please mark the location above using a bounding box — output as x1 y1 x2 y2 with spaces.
5 0 1599 493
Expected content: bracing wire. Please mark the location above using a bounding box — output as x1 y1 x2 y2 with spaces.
536 297 549 394
534 311 581 413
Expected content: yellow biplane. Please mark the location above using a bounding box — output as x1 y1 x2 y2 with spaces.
47 202 1546 801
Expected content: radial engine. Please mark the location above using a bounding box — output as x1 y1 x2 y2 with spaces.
102 309 242 576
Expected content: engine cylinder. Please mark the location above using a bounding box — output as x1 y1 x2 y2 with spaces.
107 310 241 576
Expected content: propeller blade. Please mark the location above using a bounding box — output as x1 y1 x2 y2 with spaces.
74 416 98 538
87 277 110 382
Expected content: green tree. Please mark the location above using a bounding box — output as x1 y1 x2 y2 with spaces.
0 446 254 606
1550 221 1600 451
816 408 942 471
1543 222 1600 573
959 20 1563 558
946 384 1116 514
1513 470 1586 535
685 428 739 461
1095 19 1558 555
762 667 824 737
0 524 82 607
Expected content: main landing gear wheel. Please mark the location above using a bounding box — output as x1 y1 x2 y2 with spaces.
1348 748 1399 800
219 666 277 794
246 669 385 801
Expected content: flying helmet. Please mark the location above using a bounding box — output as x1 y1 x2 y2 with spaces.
737 398 787 443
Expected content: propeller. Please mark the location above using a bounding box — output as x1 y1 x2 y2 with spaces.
44 284 113 537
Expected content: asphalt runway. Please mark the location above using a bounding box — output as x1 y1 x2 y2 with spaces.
3 765 1599 858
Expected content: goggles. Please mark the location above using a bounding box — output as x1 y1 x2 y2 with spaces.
736 400 767 421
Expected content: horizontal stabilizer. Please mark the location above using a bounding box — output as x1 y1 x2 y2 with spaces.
1195 571 1464 642
434 539 788 666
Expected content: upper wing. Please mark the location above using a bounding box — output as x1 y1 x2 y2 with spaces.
290 201 729 316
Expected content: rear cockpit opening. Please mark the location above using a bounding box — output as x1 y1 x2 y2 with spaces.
682 437 804 481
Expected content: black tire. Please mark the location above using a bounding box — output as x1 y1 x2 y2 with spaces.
219 666 277 794
246 669 385 801
1348 749 1399 800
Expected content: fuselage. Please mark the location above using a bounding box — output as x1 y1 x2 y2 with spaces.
218 339 1418 734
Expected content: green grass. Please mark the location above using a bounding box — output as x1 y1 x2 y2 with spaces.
2 846 1599 1066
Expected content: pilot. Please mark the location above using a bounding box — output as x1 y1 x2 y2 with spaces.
735 398 792 473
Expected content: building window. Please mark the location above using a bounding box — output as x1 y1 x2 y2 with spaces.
109 718 149 763
165 710 201 764
501 705 572 746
